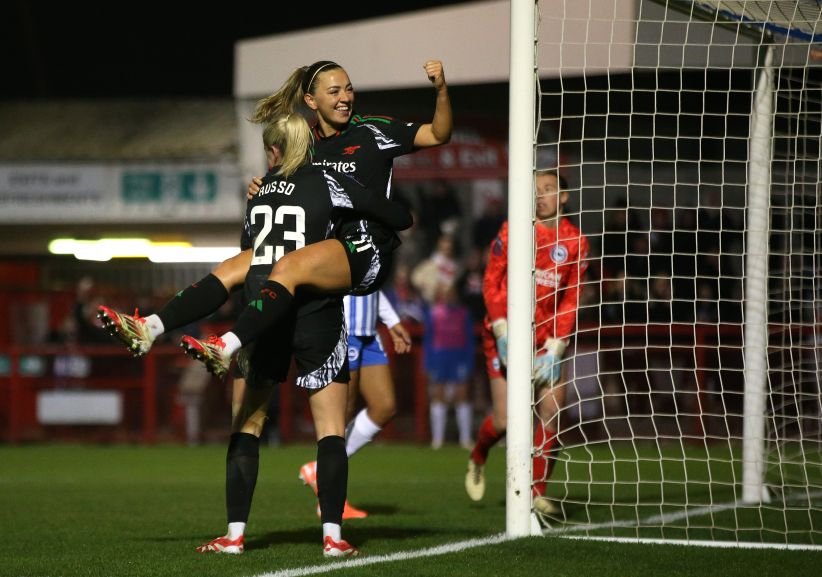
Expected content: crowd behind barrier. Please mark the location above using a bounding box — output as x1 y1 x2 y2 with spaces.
1 184 818 445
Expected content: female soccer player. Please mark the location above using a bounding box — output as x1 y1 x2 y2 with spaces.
100 113 412 557
297 290 412 519
98 60 450 373
178 59 451 377
99 59 452 533
464 168 590 519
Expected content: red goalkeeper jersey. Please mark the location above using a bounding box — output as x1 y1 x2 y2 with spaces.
483 217 590 346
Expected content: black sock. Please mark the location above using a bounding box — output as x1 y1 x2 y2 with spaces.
157 273 229 331
316 435 347 525
231 280 294 346
225 432 260 524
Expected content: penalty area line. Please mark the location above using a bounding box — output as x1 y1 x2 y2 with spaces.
254 533 511 577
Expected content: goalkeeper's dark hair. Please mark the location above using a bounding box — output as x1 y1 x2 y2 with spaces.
251 61 343 125
535 167 568 191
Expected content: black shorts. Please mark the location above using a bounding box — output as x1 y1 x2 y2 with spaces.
339 232 396 296
238 298 349 390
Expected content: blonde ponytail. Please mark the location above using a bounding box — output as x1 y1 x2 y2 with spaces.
262 114 312 178
250 67 307 124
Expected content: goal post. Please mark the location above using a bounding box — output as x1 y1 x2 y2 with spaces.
506 0 539 538
507 0 822 546
743 43 774 505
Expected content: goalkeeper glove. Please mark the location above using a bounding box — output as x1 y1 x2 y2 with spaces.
533 338 567 388
491 319 508 367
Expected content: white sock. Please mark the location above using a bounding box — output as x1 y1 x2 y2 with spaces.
221 331 243 356
143 314 164 341
346 409 382 457
227 522 245 540
430 401 447 448
322 522 341 542
456 402 473 445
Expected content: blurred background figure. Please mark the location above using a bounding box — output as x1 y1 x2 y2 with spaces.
411 233 461 303
417 179 462 256
384 262 426 325
423 282 475 449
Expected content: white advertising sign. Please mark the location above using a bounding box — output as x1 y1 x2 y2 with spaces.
0 163 244 223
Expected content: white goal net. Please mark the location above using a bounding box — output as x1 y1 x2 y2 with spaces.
513 0 822 547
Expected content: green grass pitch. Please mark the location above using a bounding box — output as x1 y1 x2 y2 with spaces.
1 443 820 577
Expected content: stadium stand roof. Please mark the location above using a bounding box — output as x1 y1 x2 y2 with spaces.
0 100 237 162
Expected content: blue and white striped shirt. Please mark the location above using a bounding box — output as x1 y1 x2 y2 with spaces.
344 290 401 337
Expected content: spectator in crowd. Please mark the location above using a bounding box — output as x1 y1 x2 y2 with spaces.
672 207 698 322
384 263 426 325
472 195 506 251
648 206 674 274
456 246 487 324
456 246 491 417
411 233 462 304
647 274 674 324
71 276 113 344
423 282 476 449
600 271 628 326
695 279 719 324
392 194 427 270
600 197 645 279
417 179 462 255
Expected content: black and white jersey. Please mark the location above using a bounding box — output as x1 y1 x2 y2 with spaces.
241 162 411 312
312 114 421 248
312 114 421 198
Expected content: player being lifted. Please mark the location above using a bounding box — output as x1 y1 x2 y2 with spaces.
464 168 589 519
180 59 449 378
97 59 449 370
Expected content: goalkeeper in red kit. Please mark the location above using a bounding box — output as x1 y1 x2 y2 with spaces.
465 168 589 518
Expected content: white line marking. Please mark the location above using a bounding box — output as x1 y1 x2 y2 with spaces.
254 489 822 576
560 536 822 551
254 533 512 577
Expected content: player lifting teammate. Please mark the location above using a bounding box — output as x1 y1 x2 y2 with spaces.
99 113 412 557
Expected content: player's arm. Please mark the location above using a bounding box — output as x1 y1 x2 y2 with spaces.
378 291 412 354
331 173 413 231
483 223 510 364
413 60 452 148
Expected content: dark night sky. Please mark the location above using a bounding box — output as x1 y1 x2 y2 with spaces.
4 1 479 100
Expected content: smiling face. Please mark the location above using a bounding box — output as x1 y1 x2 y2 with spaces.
534 171 568 221
304 68 354 135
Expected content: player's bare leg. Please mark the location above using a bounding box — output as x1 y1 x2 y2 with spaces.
332 365 399 519
185 241 355 372
212 249 252 290
268 239 352 294
309 381 359 557
356 364 397 427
